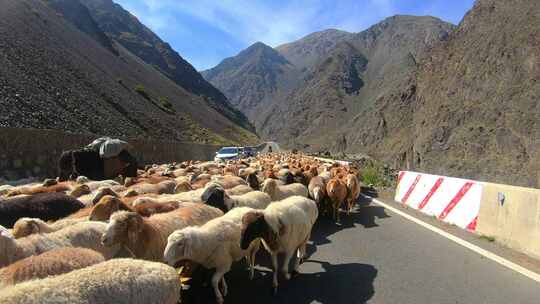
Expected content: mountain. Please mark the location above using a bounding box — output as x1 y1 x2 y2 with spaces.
204 15 454 144
76 0 253 132
202 42 298 119
407 0 540 186
276 29 355 71
0 0 257 145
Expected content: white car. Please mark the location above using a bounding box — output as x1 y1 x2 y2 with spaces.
214 147 241 162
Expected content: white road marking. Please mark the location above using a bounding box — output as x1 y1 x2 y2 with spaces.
364 194 540 284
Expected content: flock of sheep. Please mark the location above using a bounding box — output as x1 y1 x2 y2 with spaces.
0 152 362 304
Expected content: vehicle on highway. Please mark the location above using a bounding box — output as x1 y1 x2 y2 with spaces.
214 146 242 162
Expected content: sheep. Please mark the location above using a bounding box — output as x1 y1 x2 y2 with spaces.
0 258 181 304
0 221 121 267
202 184 271 213
88 195 132 221
76 186 119 207
245 172 260 190
261 178 308 201
0 193 85 228
211 175 248 189
5 182 72 197
174 180 192 193
12 218 79 238
0 247 105 288
308 176 327 210
226 184 254 196
164 207 261 304
326 178 349 223
126 180 176 196
345 173 361 215
101 202 223 261
240 196 318 293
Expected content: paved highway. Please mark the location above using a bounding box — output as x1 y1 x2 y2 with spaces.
184 196 540 304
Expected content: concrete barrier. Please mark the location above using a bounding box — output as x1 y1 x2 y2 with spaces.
395 171 483 230
395 170 540 260
476 183 540 260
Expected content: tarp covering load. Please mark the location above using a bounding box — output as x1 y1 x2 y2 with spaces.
58 138 138 181
86 137 130 159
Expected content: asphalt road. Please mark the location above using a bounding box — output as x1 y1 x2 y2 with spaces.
183 196 540 304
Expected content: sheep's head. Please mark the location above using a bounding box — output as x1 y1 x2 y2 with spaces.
201 184 227 213
102 211 142 246
70 184 91 198
164 230 193 266
245 173 260 190
12 218 45 238
312 187 325 206
91 187 118 205
90 195 129 221
261 178 278 195
241 211 267 250
175 181 192 193
0 226 16 267
76 176 90 184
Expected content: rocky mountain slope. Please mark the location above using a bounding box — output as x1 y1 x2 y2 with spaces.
202 42 298 119
409 0 540 186
0 0 256 145
203 15 454 145
78 0 252 131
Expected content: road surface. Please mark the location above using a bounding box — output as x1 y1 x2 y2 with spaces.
183 196 540 304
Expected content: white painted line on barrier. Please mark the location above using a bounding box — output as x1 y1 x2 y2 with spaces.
363 194 540 284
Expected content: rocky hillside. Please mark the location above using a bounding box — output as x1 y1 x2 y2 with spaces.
0 0 257 145
78 0 252 131
409 0 540 186
204 15 454 144
202 42 298 119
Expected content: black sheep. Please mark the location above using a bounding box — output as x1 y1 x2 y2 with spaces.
0 193 85 228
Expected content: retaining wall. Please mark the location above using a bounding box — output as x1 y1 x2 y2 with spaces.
0 128 220 180
395 170 540 259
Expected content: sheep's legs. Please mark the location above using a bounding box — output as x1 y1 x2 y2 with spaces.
281 250 294 280
270 252 279 294
221 277 228 297
248 248 257 280
212 267 228 304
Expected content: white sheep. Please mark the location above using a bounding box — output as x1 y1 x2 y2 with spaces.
12 217 86 238
261 178 308 201
164 207 261 304
202 183 270 213
0 221 120 268
0 258 181 304
240 196 318 293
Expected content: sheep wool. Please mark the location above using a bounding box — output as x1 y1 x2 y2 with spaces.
0 259 181 304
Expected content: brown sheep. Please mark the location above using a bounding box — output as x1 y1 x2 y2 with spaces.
126 180 176 196
0 248 105 288
345 174 361 215
326 178 348 224
6 183 72 197
101 203 223 261
88 195 132 221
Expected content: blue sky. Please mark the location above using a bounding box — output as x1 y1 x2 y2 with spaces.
115 0 476 71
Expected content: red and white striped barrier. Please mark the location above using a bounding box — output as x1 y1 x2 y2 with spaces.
395 171 483 231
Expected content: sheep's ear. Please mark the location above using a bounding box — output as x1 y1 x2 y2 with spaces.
127 215 142 244
182 236 192 258
0 229 14 240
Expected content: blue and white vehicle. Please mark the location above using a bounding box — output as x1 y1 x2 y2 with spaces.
214 147 241 162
